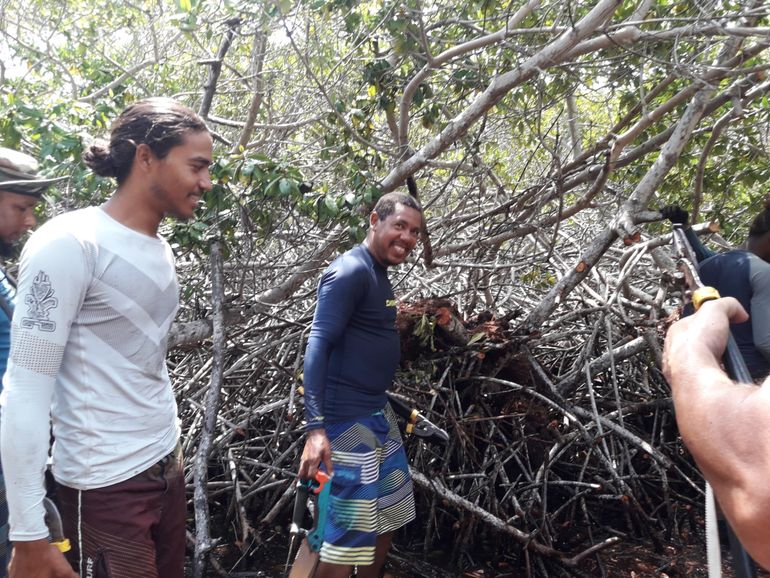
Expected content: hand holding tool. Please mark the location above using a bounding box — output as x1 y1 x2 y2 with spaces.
284 471 331 578
43 497 71 553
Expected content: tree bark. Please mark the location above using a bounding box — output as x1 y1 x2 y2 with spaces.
192 240 227 578
199 18 240 119
379 0 624 193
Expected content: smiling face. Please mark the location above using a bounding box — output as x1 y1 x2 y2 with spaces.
148 130 213 220
0 190 39 245
365 202 423 267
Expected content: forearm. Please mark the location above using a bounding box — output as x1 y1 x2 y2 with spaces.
671 362 760 483
302 336 328 429
304 267 359 428
1 375 55 540
665 299 770 567
668 319 764 476
683 380 770 570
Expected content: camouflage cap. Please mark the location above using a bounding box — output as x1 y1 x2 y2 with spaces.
0 147 64 197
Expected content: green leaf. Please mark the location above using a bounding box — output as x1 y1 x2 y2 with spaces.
468 332 486 345
324 195 338 215
278 177 299 197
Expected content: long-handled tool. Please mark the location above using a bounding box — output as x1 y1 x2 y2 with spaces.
386 392 449 446
284 470 331 578
671 224 755 578
296 384 449 447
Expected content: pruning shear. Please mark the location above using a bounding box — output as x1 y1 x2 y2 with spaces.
284 470 331 578
386 393 449 446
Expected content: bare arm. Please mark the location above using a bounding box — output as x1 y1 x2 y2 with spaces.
664 297 770 568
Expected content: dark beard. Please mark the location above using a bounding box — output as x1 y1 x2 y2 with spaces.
0 240 15 258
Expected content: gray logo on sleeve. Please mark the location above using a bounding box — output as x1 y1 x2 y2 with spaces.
21 271 58 332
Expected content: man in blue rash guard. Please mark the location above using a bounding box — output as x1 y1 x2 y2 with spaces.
298 191 423 578
664 203 770 381
698 202 770 381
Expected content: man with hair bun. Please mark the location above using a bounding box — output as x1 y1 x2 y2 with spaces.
298 191 423 578
0 146 61 578
1 98 213 578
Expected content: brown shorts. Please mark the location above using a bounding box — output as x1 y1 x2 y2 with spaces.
55 444 185 578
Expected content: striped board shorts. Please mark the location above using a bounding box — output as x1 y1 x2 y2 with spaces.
319 403 416 566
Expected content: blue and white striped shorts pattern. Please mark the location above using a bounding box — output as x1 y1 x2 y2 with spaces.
319 404 416 566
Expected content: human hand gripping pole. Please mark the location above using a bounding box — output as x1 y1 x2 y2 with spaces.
298 427 333 483
670 223 755 578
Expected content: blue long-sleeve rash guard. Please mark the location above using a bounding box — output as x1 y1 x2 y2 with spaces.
683 227 770 380
699 250 770 381
303 244 400 429
0 272 14 384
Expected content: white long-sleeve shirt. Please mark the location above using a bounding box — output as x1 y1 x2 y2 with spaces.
0 206 181 540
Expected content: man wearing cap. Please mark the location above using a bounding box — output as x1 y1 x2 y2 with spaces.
0 146 58 578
